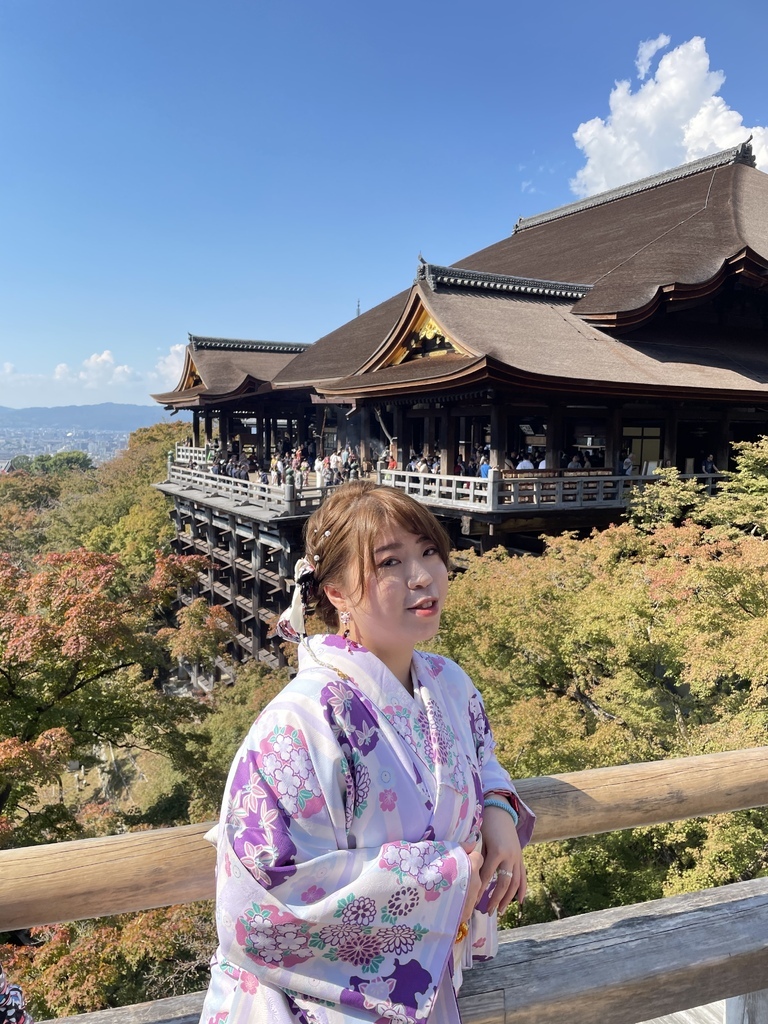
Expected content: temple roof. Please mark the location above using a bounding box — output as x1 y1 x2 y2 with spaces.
321 277 768 401
158 144 768 408
151 336 309 408
457 142 768 327
276 142 768 399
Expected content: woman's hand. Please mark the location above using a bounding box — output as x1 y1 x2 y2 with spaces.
460 839 485 925
479 803 527 915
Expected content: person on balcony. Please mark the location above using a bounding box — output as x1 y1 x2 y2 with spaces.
701 454 719 474
200 482 534 1024
516 454 534 470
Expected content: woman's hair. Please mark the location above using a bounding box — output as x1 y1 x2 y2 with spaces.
304 481 451 629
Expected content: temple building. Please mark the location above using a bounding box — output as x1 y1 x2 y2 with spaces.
153 142 768 665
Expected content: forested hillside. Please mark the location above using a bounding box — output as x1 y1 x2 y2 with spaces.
1 434 767 1015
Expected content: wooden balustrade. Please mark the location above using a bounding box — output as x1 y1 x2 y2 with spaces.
167 451 720 518
5 746 767 1023
3 747 767 932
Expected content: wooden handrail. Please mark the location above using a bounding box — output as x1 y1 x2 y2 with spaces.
2 747 767 931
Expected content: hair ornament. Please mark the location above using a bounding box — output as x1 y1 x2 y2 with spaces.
275 557 316 643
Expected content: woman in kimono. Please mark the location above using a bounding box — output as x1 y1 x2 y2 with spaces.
201 482 534 1024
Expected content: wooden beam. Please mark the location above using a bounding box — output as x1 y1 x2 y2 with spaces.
2 748 767 931
515 746 768 843
40 882 768 1024
456 877 768 1024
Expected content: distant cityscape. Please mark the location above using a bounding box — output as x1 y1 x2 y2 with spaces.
0 403 187 466
0 426 131 465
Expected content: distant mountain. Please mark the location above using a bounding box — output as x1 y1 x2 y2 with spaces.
0 403 187 431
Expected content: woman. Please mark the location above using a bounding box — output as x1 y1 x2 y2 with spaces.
201 482 534 1023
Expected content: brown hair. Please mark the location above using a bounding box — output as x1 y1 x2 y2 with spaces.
304 481 451 629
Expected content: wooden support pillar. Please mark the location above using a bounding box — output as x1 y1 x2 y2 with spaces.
605 405 623 475
192 411 200 448
663 403 678 468
490 404 503 470
546 405 563 473
718 407 732 471
726 990 768 1024
425 413 436 457
393 406 405 468
458 416 467 461
203 411 212 444
359 405 371 463
440 409 457 475
219 415 229 452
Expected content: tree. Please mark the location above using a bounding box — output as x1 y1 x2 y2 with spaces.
43 422 188 577
0 547 232 846
624 466 706 530
0 472 61 564
30 451 94 475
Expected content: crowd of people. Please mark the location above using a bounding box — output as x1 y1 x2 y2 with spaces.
194 441 380 492
183 438 724 487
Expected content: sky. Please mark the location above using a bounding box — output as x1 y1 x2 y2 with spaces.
1 0 768 408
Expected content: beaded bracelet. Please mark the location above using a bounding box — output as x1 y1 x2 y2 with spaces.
483 795 519 826
486 789 521 816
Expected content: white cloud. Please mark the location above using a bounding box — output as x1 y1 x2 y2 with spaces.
77 349 138 389
0 350 153 407
571 36 768 198
153 343 186 387
635 34 670 80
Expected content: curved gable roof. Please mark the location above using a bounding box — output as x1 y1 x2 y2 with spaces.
152 337 308 408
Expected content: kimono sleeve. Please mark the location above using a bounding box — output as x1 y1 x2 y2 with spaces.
467 685 535 847
212 694 471 1023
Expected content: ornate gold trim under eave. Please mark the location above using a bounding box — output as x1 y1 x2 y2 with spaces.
354 286 479 376
384 311 474 367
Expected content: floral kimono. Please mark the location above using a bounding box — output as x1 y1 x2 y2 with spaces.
201 635 534 1024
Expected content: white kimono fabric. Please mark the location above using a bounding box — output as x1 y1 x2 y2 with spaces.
200 635 534 1024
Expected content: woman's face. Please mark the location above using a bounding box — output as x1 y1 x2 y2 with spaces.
339 529 449 665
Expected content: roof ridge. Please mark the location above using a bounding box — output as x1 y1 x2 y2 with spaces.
417 261 591 300
513 140 756 234
188 335 309 353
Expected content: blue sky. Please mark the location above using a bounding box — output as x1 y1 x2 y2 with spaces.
1 0 767 407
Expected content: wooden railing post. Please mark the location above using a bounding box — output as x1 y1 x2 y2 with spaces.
726 990 768 1024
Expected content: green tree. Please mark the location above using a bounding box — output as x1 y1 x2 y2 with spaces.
31 451 94 475
43 422 187 577
0 547 230 846
0 471 61 563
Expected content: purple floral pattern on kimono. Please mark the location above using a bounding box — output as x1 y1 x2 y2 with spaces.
201 636 534 1024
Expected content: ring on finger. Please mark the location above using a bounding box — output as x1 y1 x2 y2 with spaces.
497 869 515 878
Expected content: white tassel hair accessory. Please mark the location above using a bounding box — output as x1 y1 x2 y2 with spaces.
275 557 316 643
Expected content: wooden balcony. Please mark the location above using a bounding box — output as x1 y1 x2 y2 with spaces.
165 444 720 520
3 748 767 1024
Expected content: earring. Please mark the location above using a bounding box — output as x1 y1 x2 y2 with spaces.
340 611 351 640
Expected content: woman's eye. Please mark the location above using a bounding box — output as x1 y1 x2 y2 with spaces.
423 546 438 557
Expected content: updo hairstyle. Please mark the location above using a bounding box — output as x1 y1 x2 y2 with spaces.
304 481 451 630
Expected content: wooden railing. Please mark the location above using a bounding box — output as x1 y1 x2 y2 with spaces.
4 748 768 1023
167 445 722 518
